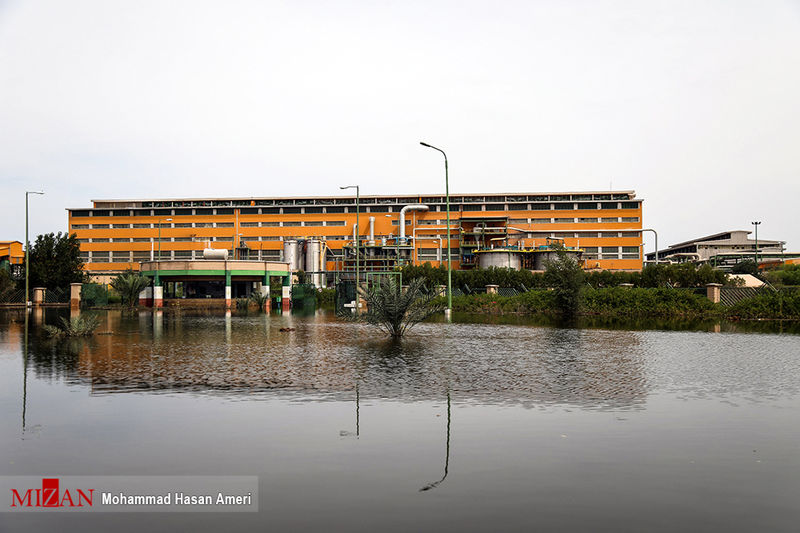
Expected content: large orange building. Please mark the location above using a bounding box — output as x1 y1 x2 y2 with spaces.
67 191 644 280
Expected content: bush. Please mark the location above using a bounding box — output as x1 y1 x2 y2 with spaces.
316 287 336 307
110 272 150 307
725 290 800 319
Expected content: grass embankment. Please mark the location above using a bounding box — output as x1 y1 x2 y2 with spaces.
444 288 800 320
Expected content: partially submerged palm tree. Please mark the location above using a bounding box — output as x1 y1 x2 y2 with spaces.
349 277 444 338
249 291 269 311
43 315 101 337
110 272 150 308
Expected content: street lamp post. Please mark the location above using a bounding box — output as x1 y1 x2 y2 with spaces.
340 185 360 310
24 191 44 306
420 142 452 319
751 221 761 265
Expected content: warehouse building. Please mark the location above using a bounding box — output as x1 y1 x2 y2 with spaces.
66 190 644 281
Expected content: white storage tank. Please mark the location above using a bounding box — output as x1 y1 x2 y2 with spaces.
476 249 522 269
305 239 322 287
283 240 302 271
203 248 229 260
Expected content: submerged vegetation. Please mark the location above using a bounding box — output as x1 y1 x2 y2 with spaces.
43 315 101 337
344 277 444 338
110 272 150 308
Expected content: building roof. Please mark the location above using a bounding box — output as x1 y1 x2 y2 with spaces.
66 190 641 210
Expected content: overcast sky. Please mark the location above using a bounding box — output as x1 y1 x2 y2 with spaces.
1 0 798 253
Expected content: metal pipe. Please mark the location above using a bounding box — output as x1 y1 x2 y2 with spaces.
399 204 429 243
368 216 375 245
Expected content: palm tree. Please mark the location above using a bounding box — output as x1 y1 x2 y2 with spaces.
110 272 150 308
350 276 444 338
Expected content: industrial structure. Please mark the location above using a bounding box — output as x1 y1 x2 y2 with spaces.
645 230 800 270
0 240 24 277
66 190 644 284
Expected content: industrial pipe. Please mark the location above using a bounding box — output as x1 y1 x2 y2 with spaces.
368 216 375 246
399 204 429 244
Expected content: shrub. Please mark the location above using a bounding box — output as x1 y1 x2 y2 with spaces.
43 315 101 337
110 272 150 307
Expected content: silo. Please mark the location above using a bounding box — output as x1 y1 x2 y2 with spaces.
283 240 302 271
305 239 322 286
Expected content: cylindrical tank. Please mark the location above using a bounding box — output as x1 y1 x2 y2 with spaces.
319 242 327 288
305 239 322 287
203 248 229 260
283 240 302 270
476 250 522 269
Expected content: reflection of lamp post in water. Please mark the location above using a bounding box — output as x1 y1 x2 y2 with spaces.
419 391 451 491
340 383 360 438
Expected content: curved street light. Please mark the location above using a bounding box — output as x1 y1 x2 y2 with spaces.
420 142 452 319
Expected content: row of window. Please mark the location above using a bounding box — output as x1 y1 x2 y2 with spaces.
92 194 636 210
71 216 639 232
71 201 640 218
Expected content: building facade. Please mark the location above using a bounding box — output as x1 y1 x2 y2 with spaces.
67 191 644 279
645 230 790 270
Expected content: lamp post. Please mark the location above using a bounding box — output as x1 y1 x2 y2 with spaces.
751 221 761 265
340 185 359 310
640 228 658 264
24 191 44 307
420 142 452 319
155 218 172 286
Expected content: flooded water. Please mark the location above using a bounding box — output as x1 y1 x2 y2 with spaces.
1 308 799 532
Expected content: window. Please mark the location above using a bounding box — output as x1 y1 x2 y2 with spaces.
509 219 528 224
578 218 597 223
601 202 618 209
621 232 640 237
554 218 574 223
530 203 550 210
173 250 193 259
284 221 302 227
72 210 90 217
110 252 131 262
531 218 551 224
71 224 89 230
112 238 130 242
621 246 640 258
391 220 412 225
113 223 130 229
261 250 281 260
601 217 618 223
133 223 152 228
239 208 259 214
305 221 324 226
304 207 324 214
79 252 90 262
194 223 212 228
215 237 233 242
262 236 280 241
132 251 151 261
92 238 110 242
241 222 260 227
325 207 345 213
173 237 193 242
133 237 151 242
91 252 110 262
174 223 192 228
621 217 639 223
215 223 234 228
601 232 619 237
283 207 301 214
621 202 639 209
92 224 110 229
485 204 504 211
577 202 597 210
553 203 574 210
262 221 280 227
577 232 598 238
553 232 574 238
463 204 482 211
508 203 528 211
216 208 234 215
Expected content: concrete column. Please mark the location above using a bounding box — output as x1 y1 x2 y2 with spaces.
70 283 82 309
281 275 291 311
33 287 45 306
706 283 722 304
153 285 164 308
140 286 153 307
225 270 232 309
486 284 499 295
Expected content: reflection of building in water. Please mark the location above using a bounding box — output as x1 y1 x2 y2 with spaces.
30 312 650 410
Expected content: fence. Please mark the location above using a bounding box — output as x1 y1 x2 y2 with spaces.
81 283 108 308
0 288 25 304
719 286 771 306
44 286 70 304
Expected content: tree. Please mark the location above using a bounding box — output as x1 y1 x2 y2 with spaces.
110 272 150 307
731 259 759 275
543 247 585 318
347 277 444 338
26 232 86 289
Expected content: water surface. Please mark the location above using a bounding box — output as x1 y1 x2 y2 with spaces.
1 309 798 532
